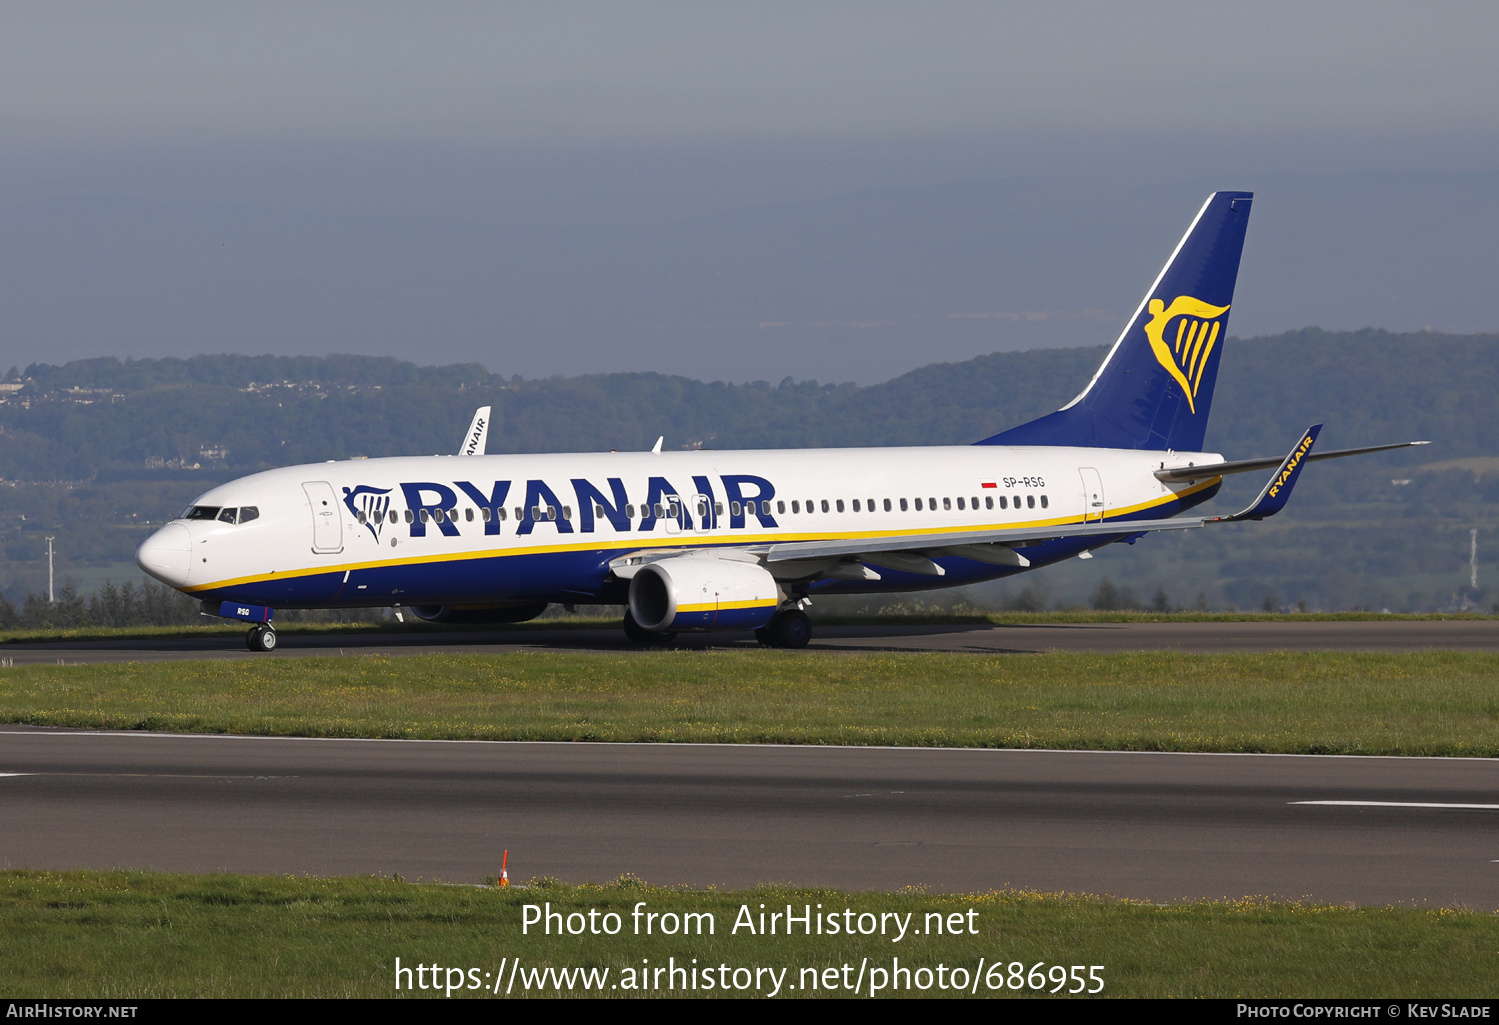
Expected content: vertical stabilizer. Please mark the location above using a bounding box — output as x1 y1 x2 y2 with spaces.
459 406 490 456
978 191 1252 451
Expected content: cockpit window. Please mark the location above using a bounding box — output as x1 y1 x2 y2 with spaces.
183 506 221 520
218 508 238 523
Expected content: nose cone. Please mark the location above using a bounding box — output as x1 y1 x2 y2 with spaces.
136 523 192 589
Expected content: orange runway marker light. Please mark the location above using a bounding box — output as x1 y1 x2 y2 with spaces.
500 849 510 887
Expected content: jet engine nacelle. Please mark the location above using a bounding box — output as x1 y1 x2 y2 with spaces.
628 554 780 632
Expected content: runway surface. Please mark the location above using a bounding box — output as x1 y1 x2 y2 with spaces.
3 618 1497 663
3 726 1498 907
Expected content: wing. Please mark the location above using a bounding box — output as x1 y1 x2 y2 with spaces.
613 425 1330 581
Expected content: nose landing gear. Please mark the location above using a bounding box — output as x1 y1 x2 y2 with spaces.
246 625 278 652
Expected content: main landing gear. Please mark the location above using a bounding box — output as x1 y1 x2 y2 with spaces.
246 624 278 652
756 609 811 649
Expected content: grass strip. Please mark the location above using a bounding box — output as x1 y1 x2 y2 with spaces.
0 871 1493 998
2 651 1498 755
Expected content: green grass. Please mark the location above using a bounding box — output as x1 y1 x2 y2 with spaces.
1 871 1493 998
4 650 1499 755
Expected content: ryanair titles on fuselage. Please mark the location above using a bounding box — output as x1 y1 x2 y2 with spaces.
343 473 778 539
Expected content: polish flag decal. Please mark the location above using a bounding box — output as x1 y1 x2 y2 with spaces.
981 482 998 489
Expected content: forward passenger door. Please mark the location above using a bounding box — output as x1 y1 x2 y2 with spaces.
303 481 344 552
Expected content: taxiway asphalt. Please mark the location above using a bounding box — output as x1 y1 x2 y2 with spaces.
2 727 1497 907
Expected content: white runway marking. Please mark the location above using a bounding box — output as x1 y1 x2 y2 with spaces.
1292 800 1499 810
0 772 32 777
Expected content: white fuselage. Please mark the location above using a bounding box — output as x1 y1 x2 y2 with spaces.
136 444 1222 610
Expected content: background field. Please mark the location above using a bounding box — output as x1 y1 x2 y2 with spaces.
4 649 1498 756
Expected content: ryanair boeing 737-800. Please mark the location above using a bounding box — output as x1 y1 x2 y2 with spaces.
135 192 1423 651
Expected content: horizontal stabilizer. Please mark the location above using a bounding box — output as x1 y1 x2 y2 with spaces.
1155 439 1429 482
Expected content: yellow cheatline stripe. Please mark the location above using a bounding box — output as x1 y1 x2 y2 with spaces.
184 477 1222 593
676 598 778 613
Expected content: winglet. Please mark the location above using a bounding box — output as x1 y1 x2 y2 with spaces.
459 406 490 456
1211 424 1321 522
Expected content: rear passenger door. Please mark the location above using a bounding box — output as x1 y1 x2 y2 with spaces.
1078 468 1105 524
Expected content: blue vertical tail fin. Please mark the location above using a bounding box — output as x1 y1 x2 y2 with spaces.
978 191 1253 451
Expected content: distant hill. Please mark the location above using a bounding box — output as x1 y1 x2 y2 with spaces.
3 327 1495 478
0 328 1493 611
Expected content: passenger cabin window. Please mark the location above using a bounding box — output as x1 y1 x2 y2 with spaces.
884 498 892 512
405 510 415 523
1040 495 1049 509
777 501 786 514
730 501 741 517
1026 495 1035 509
985 497 993 510
914 498 923 511
955 497 964 511
852 499 860 512
999 497 1008 509
899 498 908 511
943 497 952 511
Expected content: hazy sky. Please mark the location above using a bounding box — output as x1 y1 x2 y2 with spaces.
5 2 1497 150
1 2 1497 381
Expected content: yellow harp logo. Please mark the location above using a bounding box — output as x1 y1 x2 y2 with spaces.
1142 295 1230 414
